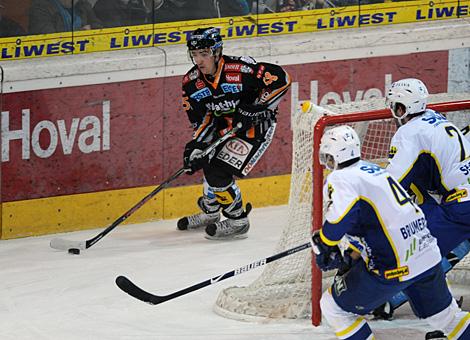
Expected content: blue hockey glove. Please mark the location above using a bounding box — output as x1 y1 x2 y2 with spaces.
311 231 343 272
233 103 273 132
183 140 209 175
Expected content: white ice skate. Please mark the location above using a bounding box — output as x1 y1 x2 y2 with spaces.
177 197 220 230
205 204 252 240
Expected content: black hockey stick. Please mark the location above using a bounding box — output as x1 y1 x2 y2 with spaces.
50 123 241 251
115 241 312 305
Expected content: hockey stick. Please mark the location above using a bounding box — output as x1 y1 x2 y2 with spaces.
50 123 241 251
115 241 312 305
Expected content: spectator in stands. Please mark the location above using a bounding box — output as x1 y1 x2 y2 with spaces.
281 0 326 11
252 0 276 13
218 0 250 17
153 0 218 23
29 0 102 35
254 0 325 13
0 1 26 37
94 0 157 28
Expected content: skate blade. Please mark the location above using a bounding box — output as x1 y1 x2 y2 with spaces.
204 233 248 241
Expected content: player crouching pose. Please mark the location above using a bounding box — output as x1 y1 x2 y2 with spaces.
312 125 470 339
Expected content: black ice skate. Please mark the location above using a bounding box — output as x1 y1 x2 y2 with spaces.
425 330 447 339
205 203 252 240
177 197 220 230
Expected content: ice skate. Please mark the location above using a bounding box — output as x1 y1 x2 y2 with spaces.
205 203 251 240
177 197 220 230
425 331 447 339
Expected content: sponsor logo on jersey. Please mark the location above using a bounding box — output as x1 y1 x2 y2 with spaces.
240 56 256 64
445 189 468 203
333 275 347 296
388 145 397 159
188 69 199 80
263 72 278 85
258 89 272 103
242 124 275 175
241 65 254 74
221 83 243 94
224 63 254 74
182 74 190 85
326 183 334 210
206 99 240 116
217 138 253 169
226 139 250 156
225 63 241 72
190 87 211 102
257 65 265 79
418 232 434 252
400 217 427 240
405 238 417 261
225 73 241 83
384 266 409 280
196 79 205 90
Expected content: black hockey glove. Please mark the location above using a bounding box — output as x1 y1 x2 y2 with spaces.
336 248 361 276
183 140 209 175
233 103 273 132
311 231 343 272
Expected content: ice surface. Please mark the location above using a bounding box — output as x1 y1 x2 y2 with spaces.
1 205 468 340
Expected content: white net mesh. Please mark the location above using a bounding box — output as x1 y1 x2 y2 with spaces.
214 93 470 322
214 106 319 321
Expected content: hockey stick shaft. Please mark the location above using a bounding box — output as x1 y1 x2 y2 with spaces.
115 241 312 305
50 124 241 251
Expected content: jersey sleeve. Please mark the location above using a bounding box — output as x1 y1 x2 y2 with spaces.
182 81 215 141
252 61 291 110
387 130 420 191
320 174 360 246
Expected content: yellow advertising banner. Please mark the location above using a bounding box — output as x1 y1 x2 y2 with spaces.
0 0 466 61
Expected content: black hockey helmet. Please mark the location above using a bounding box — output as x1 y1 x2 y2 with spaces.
187 27 223 54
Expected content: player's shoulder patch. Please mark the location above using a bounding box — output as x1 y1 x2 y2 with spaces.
224 56 255 74
183 67 200 86
239 55 257 64
389 145 397 159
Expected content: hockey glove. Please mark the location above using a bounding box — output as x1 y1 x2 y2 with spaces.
183 140 209 175
311 231 343 272
233 102 273 132
336 248 362 276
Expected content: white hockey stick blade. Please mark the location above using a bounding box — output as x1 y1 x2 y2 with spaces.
50 238 87 251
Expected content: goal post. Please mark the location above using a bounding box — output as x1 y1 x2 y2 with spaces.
214 95 470 327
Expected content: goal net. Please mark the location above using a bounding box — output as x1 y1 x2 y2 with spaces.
214 93 470 326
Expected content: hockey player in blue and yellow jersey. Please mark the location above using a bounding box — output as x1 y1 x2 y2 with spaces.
178 27 291 240
313 125 470 339
386 78 470 257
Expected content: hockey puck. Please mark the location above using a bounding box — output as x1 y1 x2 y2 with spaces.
68 248 80 255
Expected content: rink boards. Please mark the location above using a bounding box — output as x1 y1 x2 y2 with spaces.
0 21 468 238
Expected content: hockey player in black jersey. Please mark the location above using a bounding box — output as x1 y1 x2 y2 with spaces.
177 27 291 240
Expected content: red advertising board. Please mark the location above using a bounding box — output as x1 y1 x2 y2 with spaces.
2 51 448 202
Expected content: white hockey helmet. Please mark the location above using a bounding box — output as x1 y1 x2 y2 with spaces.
320 125 361 170
386 78 429 124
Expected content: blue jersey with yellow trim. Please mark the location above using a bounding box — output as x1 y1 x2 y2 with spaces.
322 160 441 281
388 109 470 203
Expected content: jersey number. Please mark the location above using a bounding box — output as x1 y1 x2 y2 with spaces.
387 176 418 211
445 125 468 162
